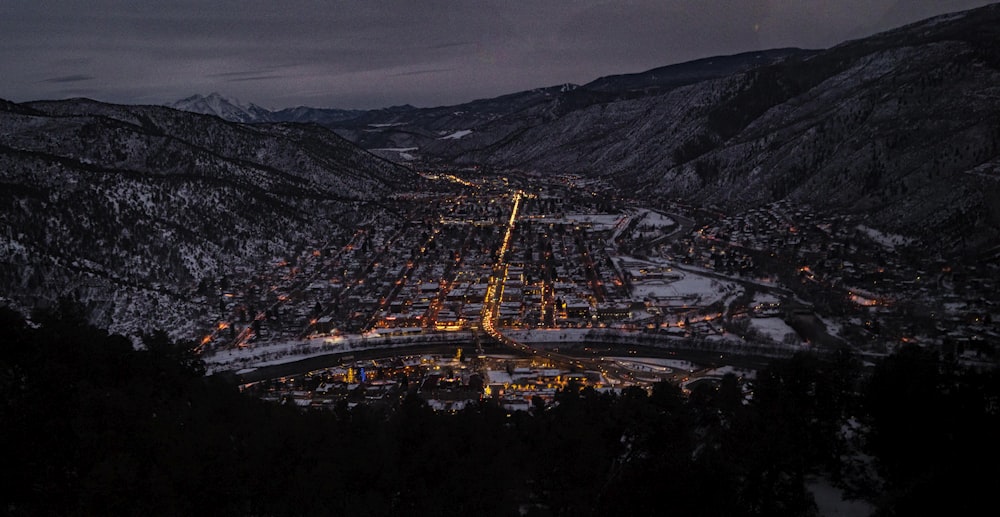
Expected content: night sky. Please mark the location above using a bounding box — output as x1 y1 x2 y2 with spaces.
2 0 994 109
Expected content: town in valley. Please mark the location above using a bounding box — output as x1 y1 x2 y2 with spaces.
193 168 998 411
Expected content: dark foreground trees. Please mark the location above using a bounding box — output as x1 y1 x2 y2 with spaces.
2 303 998 516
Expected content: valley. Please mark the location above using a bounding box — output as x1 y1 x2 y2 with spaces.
195 167 997 411
5 3 1000 515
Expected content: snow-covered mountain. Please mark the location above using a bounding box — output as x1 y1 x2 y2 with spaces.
0 98 418 340
163 2 1000 259
6 3 998 340
187 5 996 257
168 92 275 123
167 49 803 164
452 3 1000 256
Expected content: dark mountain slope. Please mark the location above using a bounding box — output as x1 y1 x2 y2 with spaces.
169 50 803 164
407 50 807 162
0 98 417 339
460 4 1000 255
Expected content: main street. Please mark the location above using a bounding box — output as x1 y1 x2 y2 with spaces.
477 190 588 370
478 188 682 385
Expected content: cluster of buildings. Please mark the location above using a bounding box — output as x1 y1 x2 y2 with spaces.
674 200 999 361
241 352 610 414
201 173 728 355
201 169 996 387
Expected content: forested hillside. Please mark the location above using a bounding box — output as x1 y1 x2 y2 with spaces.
3 302 997 516
0 98 417 339
461 5 1000 255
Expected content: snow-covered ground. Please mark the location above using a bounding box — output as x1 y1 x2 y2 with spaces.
752 292 782 305
806 476 874 517
532 213 624 231
856 225 914 251
608 356 698 373
439 129 473 139
632 271 736 305
368 147 418 152
632 208 676 238
700 364 757 380
749 317 801 344
818 316 844 337
368 147 419 160
505 328 596 343
203 332 472 374
639 210 674 228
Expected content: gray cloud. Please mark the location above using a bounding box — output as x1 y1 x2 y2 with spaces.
42 74 94 83
221 74 287 83
1 0 996 109
390 68 458 78
208 69 280 78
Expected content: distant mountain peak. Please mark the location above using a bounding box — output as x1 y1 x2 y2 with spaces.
168 92 273 123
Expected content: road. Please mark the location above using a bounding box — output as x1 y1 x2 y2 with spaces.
219 185 798 388
477 190 684 385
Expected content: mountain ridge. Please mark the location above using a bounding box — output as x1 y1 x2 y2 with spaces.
5 3 999 337
160 2 1000 257
166 48 809 163
168 92 275 123
453 2 1000 256
0 97 418 339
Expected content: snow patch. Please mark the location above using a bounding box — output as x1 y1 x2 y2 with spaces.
369 147 418 152
439 129 473 140
856 225 914 251
806 476 874 517
749 317 801 344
